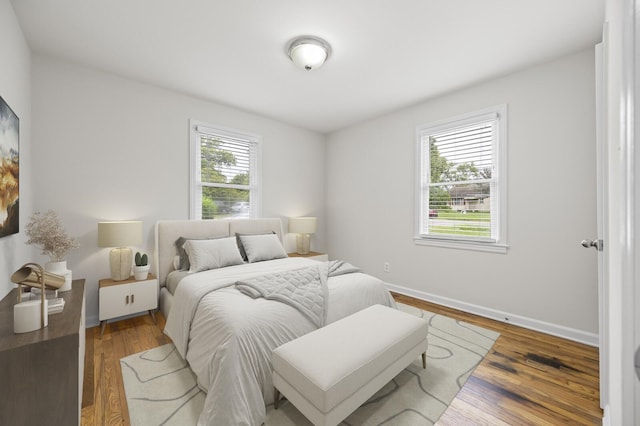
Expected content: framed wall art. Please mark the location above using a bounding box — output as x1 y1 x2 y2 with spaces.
0 95 19 238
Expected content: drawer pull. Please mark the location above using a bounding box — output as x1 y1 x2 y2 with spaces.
126 295 129 304
131 294 135 304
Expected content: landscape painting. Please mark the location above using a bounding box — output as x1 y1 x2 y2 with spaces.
0 96 19 238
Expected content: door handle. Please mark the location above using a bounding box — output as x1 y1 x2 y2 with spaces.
636 346 640 381
581 239 603 251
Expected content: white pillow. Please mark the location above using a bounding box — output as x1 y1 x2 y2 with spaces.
183 237 245 273
239 233 288 263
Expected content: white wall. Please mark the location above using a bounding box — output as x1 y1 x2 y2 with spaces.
0 0 32 301
31 55 326 326
326 49 598 341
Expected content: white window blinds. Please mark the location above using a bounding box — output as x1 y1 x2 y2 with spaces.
415 106 507 252
430 121 494 183
191 123 261 219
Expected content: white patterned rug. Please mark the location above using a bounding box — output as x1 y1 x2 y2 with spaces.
120 304 499 425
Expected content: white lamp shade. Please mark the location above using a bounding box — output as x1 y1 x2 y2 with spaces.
288 217 317 234
98 221 142 247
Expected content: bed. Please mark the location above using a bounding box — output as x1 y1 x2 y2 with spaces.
155 218 396 426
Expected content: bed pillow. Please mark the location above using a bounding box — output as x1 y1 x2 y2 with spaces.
238 233 288 263
174 236 195 270
235 231 276 261
174 236 221 270
183 237 245 273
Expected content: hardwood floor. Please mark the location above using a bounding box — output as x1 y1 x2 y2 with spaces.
392 294 602 425
81 313 171 425
81 294 602 425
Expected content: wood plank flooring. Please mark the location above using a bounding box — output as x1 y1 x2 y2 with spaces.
392 293 602 426
81 314 171 426
81 294 602 425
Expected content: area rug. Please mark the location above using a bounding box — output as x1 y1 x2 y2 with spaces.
120 303 499 425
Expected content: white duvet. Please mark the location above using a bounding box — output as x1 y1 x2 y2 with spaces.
164 257 395 426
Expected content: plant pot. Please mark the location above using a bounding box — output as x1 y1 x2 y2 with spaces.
132 265 150 281
45 260 72 292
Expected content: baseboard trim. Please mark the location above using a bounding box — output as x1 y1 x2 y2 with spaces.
386 282 599 347
601 405 610 426
87 314 99 329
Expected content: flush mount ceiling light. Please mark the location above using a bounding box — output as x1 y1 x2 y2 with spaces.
286 36 331 71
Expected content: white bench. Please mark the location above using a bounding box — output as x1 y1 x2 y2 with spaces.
272 304 429 426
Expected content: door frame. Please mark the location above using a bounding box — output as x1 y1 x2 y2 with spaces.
602 0 639 423
605 0 639 423
632 1 640 422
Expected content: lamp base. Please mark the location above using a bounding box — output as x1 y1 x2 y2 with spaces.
295 234 311 255
109 247 132 281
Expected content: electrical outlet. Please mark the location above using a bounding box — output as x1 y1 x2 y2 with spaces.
383 262 390 273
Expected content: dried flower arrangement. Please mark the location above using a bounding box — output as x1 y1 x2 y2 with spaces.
25 210 79 262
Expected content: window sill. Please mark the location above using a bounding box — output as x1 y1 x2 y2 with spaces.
414 236 508 254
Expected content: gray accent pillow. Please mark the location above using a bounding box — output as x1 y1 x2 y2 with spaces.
174 236 190 270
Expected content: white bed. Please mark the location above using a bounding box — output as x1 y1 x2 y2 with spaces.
155 218 396 426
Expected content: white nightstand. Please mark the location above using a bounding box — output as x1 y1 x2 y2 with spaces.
99 273 158 337
288 251 329 262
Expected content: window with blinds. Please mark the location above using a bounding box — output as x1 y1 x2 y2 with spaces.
190 121 261 219
415 105 507 252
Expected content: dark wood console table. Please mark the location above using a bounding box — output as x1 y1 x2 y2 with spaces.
0 279 85 425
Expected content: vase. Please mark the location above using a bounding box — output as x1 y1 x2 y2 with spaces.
45 260 73 292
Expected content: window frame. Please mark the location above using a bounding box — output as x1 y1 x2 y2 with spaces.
189 119 262 220
414 105 508 253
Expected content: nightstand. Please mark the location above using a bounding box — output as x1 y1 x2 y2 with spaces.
288 251 329 262
99 273 157 337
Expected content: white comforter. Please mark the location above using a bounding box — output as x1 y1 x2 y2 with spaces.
164 257 395 426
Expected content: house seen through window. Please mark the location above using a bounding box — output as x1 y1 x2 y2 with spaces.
415 105 507 253
190 121 261 219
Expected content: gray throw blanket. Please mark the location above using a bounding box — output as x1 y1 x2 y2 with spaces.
235 260 361 327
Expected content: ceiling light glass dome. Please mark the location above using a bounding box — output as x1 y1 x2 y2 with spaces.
287 36 331 71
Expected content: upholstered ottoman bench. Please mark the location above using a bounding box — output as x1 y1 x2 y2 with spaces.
272 304 428 426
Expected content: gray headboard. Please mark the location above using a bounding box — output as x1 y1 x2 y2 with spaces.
154 218 285 287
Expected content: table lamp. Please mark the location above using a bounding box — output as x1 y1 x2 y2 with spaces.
288 217 317 255
98 221 142 281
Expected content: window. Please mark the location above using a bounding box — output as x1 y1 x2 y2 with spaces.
415 105 507 253
190 120 261 219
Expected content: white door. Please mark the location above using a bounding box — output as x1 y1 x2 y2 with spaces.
591 40 608 410
634 2 640 422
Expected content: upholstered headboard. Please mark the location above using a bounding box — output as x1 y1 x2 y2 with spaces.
154 218 285 287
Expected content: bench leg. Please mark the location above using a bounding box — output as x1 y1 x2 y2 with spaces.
274 388 280 409
422 352 427 369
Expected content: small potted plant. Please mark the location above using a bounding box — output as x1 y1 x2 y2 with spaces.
132 251 150 280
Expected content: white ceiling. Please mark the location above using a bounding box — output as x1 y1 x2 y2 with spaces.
11 0 604 134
